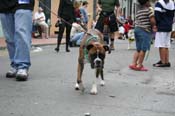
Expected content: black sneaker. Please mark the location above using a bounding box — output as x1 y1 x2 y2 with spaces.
16 69 29 81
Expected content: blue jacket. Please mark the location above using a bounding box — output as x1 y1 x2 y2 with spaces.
80 7 88 24
155 0 175 32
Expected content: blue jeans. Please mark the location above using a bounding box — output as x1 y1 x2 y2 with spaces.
134 27 151 52
0 9 32 69
71 32 84 45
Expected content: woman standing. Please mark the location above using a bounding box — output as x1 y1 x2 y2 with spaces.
55 0 76 52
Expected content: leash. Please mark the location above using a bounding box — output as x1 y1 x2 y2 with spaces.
38 0 91 35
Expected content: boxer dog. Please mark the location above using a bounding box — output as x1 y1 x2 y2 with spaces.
75 29 110 95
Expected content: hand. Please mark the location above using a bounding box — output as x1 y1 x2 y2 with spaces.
152 25 157 32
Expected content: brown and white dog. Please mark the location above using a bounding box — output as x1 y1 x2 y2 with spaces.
75 29 110 95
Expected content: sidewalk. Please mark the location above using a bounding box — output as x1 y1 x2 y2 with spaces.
0 37 65 50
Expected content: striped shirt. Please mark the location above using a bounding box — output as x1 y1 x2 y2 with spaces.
135 7 154 32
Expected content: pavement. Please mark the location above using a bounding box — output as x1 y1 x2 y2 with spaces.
0 36 63 50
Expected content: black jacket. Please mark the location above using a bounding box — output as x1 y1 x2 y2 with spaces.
58 0 76 22
0 0 35 13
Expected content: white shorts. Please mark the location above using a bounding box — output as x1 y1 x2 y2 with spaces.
154 32 171 48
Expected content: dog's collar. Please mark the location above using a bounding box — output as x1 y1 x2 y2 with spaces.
85 34 99 46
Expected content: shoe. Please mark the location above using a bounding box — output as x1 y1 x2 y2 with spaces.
66 48 70 52
54 47 59 52
153 62 171 67
153 60 162 67
6 67 17 78
16 69 28 81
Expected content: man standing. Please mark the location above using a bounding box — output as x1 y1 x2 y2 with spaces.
153 0 175 67
95 0 120 50
0 0 35 81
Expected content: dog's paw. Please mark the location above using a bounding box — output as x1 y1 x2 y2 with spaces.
90 84 97 95
100 80 105 86
75 83 80 90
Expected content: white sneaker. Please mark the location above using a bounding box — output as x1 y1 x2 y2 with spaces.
6 67 17 78
16 69 29 81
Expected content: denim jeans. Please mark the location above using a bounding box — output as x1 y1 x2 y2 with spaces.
134 27 151 52
71 32 84 45
0 9 32 69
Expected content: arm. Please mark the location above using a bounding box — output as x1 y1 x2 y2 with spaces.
149 7 157 32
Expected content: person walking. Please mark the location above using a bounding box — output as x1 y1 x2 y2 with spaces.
55 0 76 52
129 0 157 71
95 0 120 50
0 0 35 81
153 0 175 67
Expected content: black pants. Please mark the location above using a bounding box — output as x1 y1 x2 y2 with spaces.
57 19 72 48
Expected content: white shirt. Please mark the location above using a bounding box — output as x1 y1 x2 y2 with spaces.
34 11 46 23
70 23 84 38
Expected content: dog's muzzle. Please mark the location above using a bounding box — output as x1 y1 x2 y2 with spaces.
94 57 102 68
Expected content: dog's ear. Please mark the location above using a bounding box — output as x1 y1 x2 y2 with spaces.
103 45 109 51
86 44 94 51
103 45 111 54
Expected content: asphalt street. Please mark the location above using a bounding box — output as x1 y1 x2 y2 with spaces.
0 40 175 116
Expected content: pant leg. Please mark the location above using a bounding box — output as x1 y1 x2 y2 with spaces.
65 22 72 47
14 9 33 69
0 13 16 68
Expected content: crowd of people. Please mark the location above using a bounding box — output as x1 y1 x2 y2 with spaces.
0 0 174 81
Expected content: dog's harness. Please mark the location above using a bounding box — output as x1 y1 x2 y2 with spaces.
83 35 99 62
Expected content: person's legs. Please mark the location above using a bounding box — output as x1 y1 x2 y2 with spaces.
109 32 115 50
65 23 72 52
165 48 169 63
76 32 85 45
39 22 49 39
14 9 32 69
137 51 146 67
55 22 65 52
0 13 15 66
14 9 32 81
0 13 17 77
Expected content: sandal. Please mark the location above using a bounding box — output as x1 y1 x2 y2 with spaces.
129 64 137 70
135 66 148 71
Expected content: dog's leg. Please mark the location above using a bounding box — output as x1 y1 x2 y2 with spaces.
90 78 98 95
75 58 85 91
100 69 105 86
